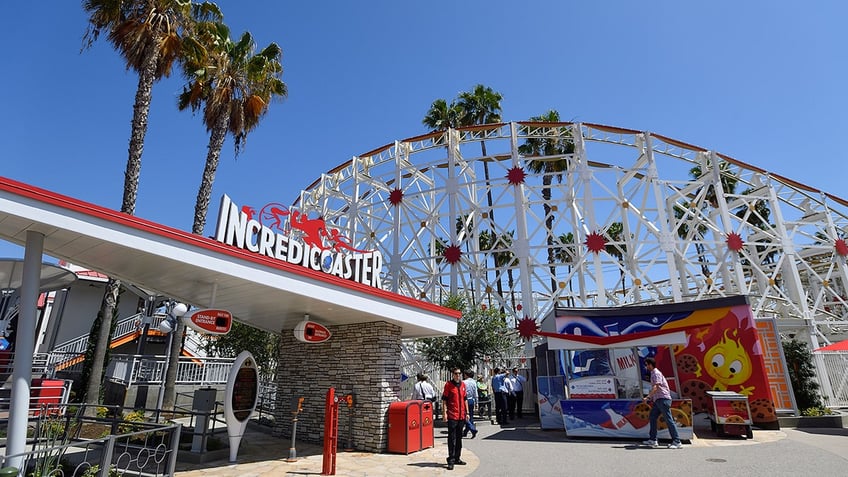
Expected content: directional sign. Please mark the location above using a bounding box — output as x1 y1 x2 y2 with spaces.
293 319 331 343
185 309 232 335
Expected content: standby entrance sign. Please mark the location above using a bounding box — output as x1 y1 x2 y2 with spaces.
214 195 383 289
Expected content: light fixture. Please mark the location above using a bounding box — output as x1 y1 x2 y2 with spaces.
158 302 188 333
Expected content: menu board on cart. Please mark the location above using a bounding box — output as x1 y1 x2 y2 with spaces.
568 376 616 399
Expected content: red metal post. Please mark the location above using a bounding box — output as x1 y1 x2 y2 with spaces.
321 387 339 475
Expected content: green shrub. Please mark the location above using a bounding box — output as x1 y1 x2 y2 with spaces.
118 409 147 435
801 406 837 417
80 464 120 477
782 339 824 410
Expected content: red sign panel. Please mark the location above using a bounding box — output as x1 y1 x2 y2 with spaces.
185 309 232 335
294 320 331 343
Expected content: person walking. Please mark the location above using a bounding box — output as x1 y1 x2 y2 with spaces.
442 368 469 470
462 370 478 439
641 357 683 449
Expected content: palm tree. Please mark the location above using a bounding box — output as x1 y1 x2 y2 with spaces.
734 188 775 265
80 0 221 409
687 161 738 277
673 203 711 276
455 85 503 306
553 232 576 306
491 231 517 315
690 162 738 208
423 88 504 301
605 222 627 298
179 23 287 236
161 23 287 411
422 98 464 131
519 110 574 293
456 85 503 218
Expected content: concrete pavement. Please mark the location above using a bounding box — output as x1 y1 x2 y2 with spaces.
176 414 848 477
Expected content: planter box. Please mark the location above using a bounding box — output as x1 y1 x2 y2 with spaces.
778 412 848 428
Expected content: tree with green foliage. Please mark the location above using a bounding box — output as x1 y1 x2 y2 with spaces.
415 295 516 373
782 339 823 411
203 321 281 378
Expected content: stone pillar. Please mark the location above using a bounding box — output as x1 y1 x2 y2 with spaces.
273 321 402 452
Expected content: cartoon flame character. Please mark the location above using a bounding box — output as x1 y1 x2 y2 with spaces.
704 329 755 395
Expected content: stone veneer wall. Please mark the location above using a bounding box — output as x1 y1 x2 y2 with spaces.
272 321 402 452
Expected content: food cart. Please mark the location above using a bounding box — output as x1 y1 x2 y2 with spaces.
534 297 779 440
556 345 694 440
706 391 753 438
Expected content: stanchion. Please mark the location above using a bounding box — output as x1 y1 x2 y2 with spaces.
343 392 356 451
287 397 304 462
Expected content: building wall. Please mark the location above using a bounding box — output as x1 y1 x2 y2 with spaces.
273 321 402 452
41 281 143 350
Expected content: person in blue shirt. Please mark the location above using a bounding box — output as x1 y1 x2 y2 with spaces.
491 368 509 425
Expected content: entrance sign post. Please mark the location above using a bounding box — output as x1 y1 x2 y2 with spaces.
224 351 259 463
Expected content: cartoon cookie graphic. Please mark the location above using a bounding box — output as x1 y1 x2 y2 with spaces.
748 398 777 422
681 379 711 412
676 353 701 377
725 414 746 424
628 402 652 428
659 408 692 429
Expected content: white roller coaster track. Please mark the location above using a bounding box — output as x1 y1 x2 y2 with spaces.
287 122 848 403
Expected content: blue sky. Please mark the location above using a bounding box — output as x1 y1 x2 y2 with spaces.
2 1 846 260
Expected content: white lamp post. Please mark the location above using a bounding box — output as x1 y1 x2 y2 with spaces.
156 301 187 415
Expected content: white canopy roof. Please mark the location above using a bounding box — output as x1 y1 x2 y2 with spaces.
0 176 459 338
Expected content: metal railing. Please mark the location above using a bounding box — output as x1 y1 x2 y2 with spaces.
815 351 848 407
50 312 157 357
0 410 182 477
108 355 236 386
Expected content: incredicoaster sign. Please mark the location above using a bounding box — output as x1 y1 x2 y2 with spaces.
214 194 383 289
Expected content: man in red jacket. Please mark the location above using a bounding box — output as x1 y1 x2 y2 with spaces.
442 368 469 470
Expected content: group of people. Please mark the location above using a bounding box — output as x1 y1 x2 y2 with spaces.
415 358 682 470
490 367 526 425
414 366 526 470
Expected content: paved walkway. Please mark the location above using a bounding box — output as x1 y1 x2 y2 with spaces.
176 415 847 477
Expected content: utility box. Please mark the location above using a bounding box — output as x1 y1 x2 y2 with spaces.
192 388 218 452
420 400 434 449
387 400 422 454
192 388 218 413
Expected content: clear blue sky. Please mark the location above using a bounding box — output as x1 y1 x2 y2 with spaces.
2 1 846 260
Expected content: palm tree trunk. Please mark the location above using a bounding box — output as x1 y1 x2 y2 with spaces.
163 117 230 411
84 43 159 416
542 177 557 294
480 141 506 309
191 116 229 235
84 278 120 412
121 44 159 215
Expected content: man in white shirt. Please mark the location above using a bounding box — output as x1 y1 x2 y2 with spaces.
412 373 436 401
508 367 527 419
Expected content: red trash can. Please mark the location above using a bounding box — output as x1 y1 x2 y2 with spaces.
420 400 434 449
387 400 422 454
